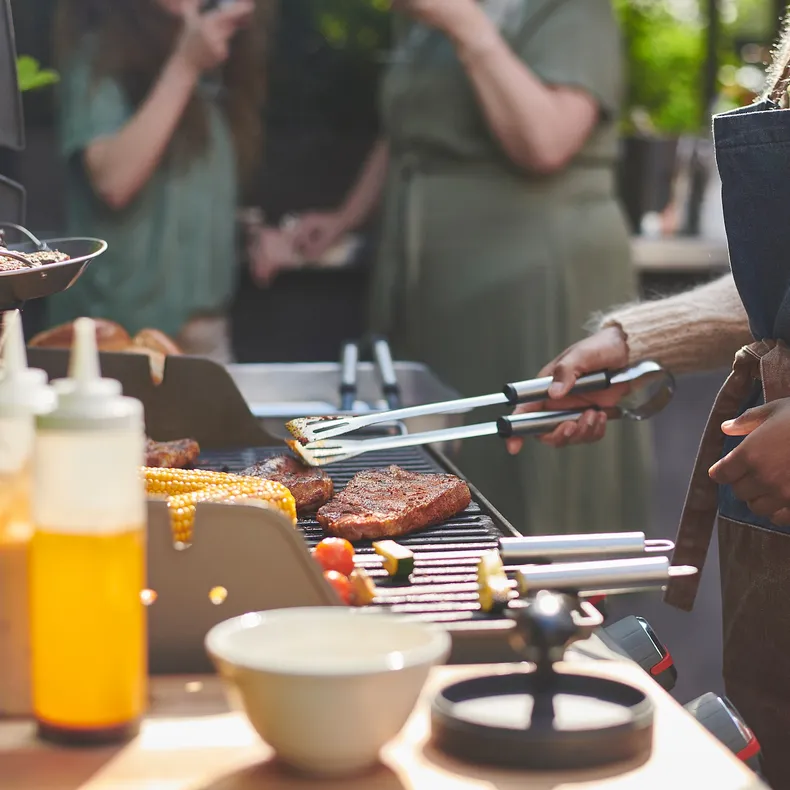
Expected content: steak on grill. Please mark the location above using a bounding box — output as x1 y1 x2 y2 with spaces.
241 455 334 516
146 438 201 468
317 465 472 542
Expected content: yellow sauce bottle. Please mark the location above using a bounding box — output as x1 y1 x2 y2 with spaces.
0 311 55 717
30 317 147 744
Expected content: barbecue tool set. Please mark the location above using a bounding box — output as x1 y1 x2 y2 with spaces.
286 360 674 466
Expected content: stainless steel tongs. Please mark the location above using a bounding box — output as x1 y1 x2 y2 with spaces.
288 361 674 466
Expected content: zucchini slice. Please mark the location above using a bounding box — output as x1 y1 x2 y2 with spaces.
373 540 415 580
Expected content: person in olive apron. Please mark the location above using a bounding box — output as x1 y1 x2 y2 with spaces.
293 0 651 536
508 82 790 789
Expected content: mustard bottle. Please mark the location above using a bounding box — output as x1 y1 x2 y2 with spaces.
30 317 147 743
0 311 54 716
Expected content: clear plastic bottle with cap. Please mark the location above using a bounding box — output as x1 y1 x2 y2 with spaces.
0 310 55 716
30 316 147 743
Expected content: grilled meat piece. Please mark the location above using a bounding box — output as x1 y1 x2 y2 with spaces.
145 438 201 468
241 455 334 516
317 465 472 541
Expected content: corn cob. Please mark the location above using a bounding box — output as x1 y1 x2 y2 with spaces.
144 467 249 496
142 467 297 545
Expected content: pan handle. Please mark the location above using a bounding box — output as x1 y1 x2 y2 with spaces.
496 409 590 437
372 336 402 410
503 370 610 405
0 222 48 251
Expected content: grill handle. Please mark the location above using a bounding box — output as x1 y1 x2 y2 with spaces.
503 370 610 405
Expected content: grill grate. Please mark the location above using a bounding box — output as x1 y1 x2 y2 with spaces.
195 446 506 622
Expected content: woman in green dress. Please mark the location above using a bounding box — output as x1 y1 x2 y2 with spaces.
50 0 264 362
294 0 651 535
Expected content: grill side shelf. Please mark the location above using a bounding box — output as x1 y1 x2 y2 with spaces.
195 445 507 622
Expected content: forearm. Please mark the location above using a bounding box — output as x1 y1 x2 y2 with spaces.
84 55 198 210
593 274 753 374
338 139 390 229
451 20 595 174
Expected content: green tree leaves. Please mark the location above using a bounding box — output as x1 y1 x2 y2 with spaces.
16 55 59 93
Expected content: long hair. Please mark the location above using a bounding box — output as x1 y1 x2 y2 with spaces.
54 0 270 177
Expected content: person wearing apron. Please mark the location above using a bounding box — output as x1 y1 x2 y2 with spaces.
294 0 652 537
509 88 790 788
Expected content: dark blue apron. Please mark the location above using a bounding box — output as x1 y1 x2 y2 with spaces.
666 100 790 788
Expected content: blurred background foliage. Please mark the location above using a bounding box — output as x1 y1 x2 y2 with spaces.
614 0 775 135
6 0 786 134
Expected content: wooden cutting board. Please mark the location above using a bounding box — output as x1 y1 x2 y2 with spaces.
0 660 766 790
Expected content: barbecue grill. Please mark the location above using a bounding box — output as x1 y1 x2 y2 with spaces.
196 444 517 622
26 348 552 669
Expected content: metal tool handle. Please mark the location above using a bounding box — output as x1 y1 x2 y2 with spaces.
0 222 48 251
499 532 671 562
503 370 610 405
496 409 589 437
517 556 674 595
339 341 359 411
372 336 401 409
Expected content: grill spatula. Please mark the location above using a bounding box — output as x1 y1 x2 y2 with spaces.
290 364 674 467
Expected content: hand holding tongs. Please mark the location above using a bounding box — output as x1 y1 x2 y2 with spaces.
287 361 674 466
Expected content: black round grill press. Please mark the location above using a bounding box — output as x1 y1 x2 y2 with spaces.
431 591 655 770
603 616 677 692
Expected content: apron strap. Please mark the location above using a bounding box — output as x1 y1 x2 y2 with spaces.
664 343 765 611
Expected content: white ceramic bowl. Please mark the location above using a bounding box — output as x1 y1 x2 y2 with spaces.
205 607 451 777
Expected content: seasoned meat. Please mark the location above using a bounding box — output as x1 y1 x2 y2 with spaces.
0 259 29 272
241 455 334 516
145 438 201 469
317 465 472 541
0 248 69 272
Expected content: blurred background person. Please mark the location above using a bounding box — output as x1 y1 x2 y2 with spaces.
49 0 265 362
284 0 651 535
233 0 389 363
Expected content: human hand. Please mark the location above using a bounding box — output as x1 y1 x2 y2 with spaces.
248 226 302 288
709 398 790 526
174 0 254 75
506 325 631 455
292 211 349 262
389 0 484 39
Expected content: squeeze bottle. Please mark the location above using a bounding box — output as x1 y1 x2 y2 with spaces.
30 317 147 743
0 311 54 716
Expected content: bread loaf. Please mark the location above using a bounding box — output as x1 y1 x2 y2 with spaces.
29 320 182 385
29 319 131 351
132 328 183 356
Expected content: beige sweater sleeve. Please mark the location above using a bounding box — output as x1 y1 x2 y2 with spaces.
592 273 753 374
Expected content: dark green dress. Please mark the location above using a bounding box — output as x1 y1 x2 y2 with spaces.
372 0 652 535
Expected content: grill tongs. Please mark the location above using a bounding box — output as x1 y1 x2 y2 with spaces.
288 361 674 466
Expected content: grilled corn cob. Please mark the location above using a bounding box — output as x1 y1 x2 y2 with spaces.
142 467 297 545
144 467 248 496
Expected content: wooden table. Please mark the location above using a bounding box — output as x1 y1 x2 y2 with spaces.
1 659 766 790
